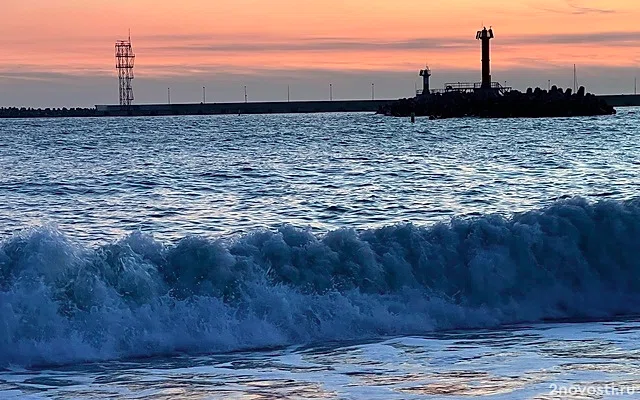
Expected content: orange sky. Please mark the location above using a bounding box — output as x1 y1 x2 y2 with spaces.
1 0 639 105
1 0 639 76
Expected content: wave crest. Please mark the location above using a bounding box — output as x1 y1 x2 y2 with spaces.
1 197 639 366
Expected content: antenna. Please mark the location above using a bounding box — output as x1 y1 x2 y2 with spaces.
573 64 577 93
115 33 135 107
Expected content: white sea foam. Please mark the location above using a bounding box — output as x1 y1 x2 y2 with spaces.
1 197 639 367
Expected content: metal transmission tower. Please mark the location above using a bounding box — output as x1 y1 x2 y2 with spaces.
115 34 135 106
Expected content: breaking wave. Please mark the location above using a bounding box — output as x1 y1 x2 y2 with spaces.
1 197 640 367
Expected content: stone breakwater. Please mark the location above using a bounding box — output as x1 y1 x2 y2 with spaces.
0 107 98 118
0 90 624 119
378 86 616 119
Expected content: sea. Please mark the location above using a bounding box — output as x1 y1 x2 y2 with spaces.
0 110 639 399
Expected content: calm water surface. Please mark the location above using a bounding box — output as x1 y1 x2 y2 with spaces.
0 111 637 242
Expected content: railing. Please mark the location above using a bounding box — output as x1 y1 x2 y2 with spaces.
415 82 512 97
416 88 449 96
490 82 512 93
443 82 512 93
444 82 477 91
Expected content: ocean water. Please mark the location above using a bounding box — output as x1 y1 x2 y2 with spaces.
0 110 639 399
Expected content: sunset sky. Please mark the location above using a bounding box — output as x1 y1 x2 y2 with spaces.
1 0 640 106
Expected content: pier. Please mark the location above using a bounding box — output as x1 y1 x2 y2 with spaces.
0 96 638 119
381 27 617 119
94 99 392 116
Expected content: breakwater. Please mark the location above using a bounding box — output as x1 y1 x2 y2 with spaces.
0 100 390 118
380 86 616 119
94 99 392 117
0 107 98 118
0 95 638 119
599 94 640 107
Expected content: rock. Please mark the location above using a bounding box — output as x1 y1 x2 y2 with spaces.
378 87 615 119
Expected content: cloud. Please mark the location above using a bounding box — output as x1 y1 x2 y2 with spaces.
144 37 474 54
531 0 615 15
2 30 639 82
137 30 640 56
0 70 80 83
565 0 615 14
502 31 640 46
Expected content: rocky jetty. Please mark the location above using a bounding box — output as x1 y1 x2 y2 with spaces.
0 107 98 118
379 86 615 119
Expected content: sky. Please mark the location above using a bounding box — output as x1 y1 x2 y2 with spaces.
1 0 640 107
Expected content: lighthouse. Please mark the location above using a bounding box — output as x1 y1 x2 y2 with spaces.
419 65 431 95
476 27 494 89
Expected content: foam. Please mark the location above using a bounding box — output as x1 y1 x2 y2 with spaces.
1 197 639 367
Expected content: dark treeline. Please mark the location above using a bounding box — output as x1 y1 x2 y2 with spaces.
379 86 615 119
0 107 98 118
